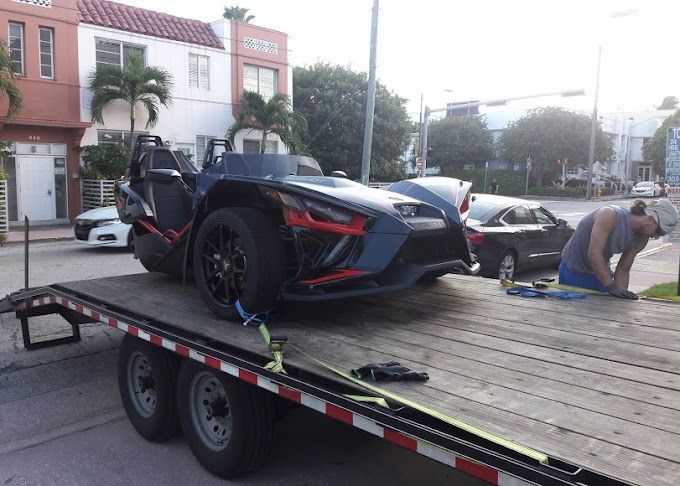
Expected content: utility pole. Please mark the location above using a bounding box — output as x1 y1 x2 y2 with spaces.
360 0 379 186
586 45 602 200
525 156 532 195
419 107 430 177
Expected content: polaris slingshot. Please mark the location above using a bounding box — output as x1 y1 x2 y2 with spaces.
114 136 479 320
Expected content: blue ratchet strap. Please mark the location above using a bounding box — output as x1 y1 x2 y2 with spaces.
506 287 586 300
506 288 545 298
235 300 287 374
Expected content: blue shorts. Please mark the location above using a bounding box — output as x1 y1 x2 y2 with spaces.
558 261 609 292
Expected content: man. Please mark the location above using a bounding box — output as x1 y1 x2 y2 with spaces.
559 198 678 299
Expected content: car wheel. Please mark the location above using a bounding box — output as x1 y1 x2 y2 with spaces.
192 207 284 321
497 250 517 280
117 334 181 442
177 359 274 478
127 228 134 252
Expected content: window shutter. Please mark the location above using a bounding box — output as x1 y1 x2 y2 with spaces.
189 55 199 88
198 56 209 90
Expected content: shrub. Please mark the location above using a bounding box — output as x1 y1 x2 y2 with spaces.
440 168 528 196
0 232 5 245
80 143 129 180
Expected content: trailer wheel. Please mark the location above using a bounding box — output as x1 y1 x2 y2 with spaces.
192 207 284 321
177 359 274 478
117 334 181 441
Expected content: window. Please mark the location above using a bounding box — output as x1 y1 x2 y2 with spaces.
242 140 278 154
638 166 651 182
97 130 146 145
39 27 54 78
196 136 216 164
243 65 277 100
95 39 145 68
189 54 209 90
502 205 535 225
532 207 556 225
8 22 24 75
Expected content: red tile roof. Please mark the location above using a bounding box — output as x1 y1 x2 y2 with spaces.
77 0 224 50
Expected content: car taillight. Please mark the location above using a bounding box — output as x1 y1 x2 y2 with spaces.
466 232 485 245
459 191 470 222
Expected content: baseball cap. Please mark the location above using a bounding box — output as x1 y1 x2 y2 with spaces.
644 198 678 236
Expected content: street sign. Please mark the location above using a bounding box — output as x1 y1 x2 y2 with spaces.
666 127 680 186
663 186 680 244
415 157 423 170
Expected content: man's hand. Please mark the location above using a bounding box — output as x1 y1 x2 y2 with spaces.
605 283 638 300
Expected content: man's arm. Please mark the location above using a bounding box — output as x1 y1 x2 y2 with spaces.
586 208 618 287
614 238 648 290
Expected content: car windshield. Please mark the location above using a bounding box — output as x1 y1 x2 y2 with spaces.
469 200 502 221
636 182 653 187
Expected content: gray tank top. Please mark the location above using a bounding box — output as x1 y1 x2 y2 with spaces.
561 205 646 274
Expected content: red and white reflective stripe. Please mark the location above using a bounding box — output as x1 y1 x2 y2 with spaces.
23 293 533 486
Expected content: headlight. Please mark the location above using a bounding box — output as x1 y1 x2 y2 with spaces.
94 219 121 227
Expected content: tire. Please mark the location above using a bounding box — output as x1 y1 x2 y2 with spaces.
497 250 517 280
127 228 134 252
177 359 274 478
117 334 181 441
192 207 284 321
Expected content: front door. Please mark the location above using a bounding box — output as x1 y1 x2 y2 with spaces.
19 156 55 221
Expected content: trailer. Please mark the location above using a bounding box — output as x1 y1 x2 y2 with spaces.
2 272 680 485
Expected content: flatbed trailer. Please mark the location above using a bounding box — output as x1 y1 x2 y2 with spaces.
2 272 679 485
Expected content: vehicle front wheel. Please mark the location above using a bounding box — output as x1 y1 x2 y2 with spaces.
177 359 274 478
497 250 517 280
192 207 284 321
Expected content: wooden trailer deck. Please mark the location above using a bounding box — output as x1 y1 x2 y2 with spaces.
60 272 680 486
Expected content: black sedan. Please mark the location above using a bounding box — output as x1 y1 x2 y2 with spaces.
465 194 574 280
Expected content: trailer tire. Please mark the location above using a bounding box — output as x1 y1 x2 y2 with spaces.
177 359 274 478
117 334 181 441
192 207 284 321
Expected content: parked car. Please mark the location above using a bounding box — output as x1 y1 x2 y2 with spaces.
74 205 133 249
115 136 479 320
630 181 661 197
465 194 574 280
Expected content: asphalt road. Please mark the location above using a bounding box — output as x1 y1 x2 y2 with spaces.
0 241 483 486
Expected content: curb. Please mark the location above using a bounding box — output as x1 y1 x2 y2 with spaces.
1 235 74 247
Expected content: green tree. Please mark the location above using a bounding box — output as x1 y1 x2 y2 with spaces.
80 143 129 180
427 116 493 175
223 6 255 22
88 52 173 155
642 109 680 178
656 96 678 110
498 107 613 186
227 91 306 154
0 40 23 117
293 63 410 181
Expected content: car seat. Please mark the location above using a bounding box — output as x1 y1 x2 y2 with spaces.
143 148 194 234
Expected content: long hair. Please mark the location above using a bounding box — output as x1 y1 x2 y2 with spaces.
630 199 647 216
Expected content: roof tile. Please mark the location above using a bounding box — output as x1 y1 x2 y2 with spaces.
77 0 224 50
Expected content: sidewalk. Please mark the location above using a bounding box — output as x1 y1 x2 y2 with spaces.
2 223 73 245
627 243 680 294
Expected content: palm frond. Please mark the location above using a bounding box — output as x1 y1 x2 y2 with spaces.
90 86 126 124
138 95 159 128
0 40 23 117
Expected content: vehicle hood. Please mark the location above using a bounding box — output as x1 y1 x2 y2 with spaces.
281 176 426 216
75 205 119 221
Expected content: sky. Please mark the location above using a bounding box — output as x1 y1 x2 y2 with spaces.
115 0 679 120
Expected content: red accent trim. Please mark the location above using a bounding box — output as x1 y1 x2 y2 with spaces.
176 345 190 357
297 269 369 285
456 458 499 484
75 304 83 314
107 317 118 327
150 335 163 346
384 429 418 451
279 387 302 403
61 298 68 306
205 356 222 369
128 326 139 336
239 369 259 385
91 311 100 321
138 219 162 236
49 296 56 304
282 207 366 236
326 404 353 424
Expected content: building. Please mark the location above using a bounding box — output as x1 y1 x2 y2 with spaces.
0 0 91 223
77 0 291 165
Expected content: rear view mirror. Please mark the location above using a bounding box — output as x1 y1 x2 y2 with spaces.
557 218 568 227
331 170 348 178
147 168 181 184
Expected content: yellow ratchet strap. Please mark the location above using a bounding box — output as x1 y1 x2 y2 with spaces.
343 394 392 409
500 278 609 297
287 342 549 465
257 323 286 375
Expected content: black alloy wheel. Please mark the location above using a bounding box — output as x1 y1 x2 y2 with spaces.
193 208 284 321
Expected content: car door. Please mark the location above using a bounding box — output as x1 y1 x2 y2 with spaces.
531 205 564 265
500 204 542 266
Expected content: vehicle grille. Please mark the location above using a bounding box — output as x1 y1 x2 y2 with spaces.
398 233 460 264
75 221 94 241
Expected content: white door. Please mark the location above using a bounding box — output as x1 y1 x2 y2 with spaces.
19 156 55 221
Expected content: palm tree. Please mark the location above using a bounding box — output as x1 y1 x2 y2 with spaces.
88 52 173 154
0 40 23 118
223 6 255 22
227 91 307 154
